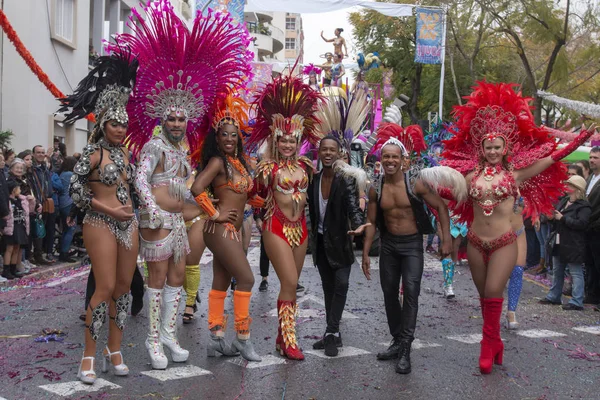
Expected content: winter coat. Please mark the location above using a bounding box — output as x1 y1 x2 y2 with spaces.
54 171 73 210
550 197 591 264
3 195 34 236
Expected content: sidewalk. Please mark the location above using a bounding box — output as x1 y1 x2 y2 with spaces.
0 259 85 289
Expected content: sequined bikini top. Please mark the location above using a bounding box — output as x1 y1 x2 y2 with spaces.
82 138 134 205
469 164 518 217
275 174 309 195
214 156 253 195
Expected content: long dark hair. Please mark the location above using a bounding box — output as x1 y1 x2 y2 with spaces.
60 156 77 174
201 126 249 182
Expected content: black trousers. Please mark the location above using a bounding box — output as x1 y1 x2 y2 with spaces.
379 232 423 342
316 234 351 334
84 266 145 310
585 232 600 302
259 237 270 277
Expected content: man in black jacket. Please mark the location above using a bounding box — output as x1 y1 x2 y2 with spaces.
307 136 364 357
584 147 600 306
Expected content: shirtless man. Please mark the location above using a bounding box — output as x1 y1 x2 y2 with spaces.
319 52 334 87
357 142 451 374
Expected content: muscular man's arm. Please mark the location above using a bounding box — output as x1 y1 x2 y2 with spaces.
415 179 451 257
361 186 378 256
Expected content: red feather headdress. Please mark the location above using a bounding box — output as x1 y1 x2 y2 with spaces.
372 123 426 157
248 69 324 158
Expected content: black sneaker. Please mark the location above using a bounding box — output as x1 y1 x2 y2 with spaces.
296 283 305 293
377 338 401 360
259 280 268 292
562 303 583 311
324 334 338 357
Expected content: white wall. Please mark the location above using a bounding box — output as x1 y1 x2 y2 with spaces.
1 0 91 156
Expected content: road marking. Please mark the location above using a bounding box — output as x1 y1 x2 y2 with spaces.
447 334 483 344
297 294 325 305
573 326 600 335
228 354 286 369
378 339 441 350
246 247 261 267
266 294 358 319
305 346 371 359
516 329 567 338
140 365 212 381
44 269 89 287
200 251 214 265
40 379 121 397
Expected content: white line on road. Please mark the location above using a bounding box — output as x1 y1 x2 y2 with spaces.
305 346 371 359
140 365 212 381
572 326 600 335
44 269 90 287
516 329 567 338
378 339 442 350
40 378 121 397
447 333 483 344
228 354 287 369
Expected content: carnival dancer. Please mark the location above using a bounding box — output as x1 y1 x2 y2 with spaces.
303 64 322 92
58 49 139 383
330 54 345 88
321 28 348 58
182 170 207 325
190 95 263 361
113 0 253 369
423 122 466 299
355 122 465 374
441 81 595 374
308 92 369 356
319 52 334 87
250 71 323 360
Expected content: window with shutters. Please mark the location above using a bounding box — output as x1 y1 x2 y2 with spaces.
52 0 77 48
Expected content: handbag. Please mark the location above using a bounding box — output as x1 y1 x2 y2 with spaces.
34 215 46 239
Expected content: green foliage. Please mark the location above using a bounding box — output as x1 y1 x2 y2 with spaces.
0 130 14 151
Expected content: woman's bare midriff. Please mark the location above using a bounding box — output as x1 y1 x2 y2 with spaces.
470 198 514 241
89 181 134 210
272 191 306 223
213 186 248 230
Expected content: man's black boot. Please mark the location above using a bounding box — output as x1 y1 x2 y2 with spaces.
395 341 412 374
377 337 401 360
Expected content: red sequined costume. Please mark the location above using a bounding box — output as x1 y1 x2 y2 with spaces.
249 70 323 361
441 81 594 375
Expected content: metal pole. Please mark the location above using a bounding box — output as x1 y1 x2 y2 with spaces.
438 6 447 119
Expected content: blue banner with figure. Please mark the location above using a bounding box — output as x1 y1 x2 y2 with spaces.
195 0 246 25
414 7 443 64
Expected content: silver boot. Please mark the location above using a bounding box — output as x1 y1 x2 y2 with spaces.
145 288 168 369
160 285 189 362
232 337 262 362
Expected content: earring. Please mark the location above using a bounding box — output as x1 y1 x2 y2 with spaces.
234 147 238 157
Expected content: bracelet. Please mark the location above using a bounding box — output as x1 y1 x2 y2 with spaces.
194 192 219 219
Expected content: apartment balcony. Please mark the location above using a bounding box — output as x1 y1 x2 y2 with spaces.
245 11 273 23
246 22 284 59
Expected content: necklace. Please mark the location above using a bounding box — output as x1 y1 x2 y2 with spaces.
226 156 253 193
482 163 502 181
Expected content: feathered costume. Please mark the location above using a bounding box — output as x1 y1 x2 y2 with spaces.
315 90 370 193
57 46 138 383
106 0 253 371
440 81 594 376
441 81 571 225
251 71 323 361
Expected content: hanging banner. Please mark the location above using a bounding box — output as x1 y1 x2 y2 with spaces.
240 62 273 104
414 7 443 64
195 0 246 25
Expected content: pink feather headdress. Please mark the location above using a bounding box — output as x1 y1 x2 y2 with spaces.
110 0 253 156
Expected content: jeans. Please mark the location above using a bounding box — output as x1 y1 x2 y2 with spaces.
525 228 540 267
426 233 439 247
259 237 270 278
315 234 351 333
59 205 75 254
379 232 423 342
546 255 584 307
44 210 57 255
535 222 551 261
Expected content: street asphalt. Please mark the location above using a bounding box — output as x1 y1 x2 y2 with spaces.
0 238 599 400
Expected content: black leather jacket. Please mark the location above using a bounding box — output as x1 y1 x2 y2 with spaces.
307 170 363 269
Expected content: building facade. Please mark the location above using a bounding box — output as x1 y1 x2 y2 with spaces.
0 0 190 156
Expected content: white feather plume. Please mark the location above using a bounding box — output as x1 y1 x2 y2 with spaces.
383 104 402 125
333 160 368 194
418 166 467 203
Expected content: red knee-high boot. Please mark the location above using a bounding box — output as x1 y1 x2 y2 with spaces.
277 300 304 360
480 298 504 374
